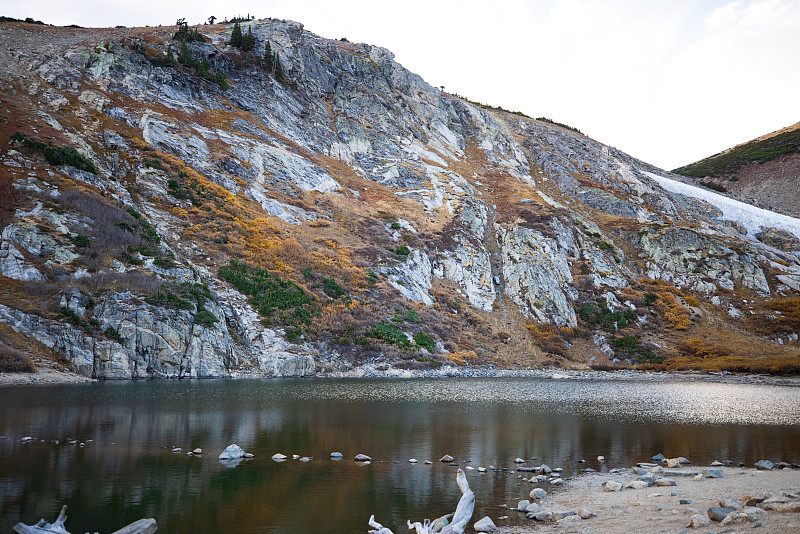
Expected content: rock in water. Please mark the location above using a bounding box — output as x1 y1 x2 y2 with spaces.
354 453 373 461
192 448 202 455
272 453 287 461
219 444 245 460
473 516 497 532
517 500 530 511
440 454 455 463
330 451 343 458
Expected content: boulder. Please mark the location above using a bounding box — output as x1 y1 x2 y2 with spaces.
754 459 775 470
525 502 541 514
530 488 547 500
219 444 245 460
517 500 530 512
577 508 596 519
687 513 711 528
473 516 497 532
271 453 287 461
652 453 665 462
354 453 373 462
626 481 648 490
330 451 343 458
707 507 734 522
705 468 724 478
192 448 202 455
440 454 455 463
718 496 743 510
604 480 623 492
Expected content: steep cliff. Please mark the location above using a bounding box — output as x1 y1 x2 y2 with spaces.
0 18 798 379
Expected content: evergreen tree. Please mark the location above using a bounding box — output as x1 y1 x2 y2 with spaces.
230 21 242 48
274 52 285 82
179 40 192 67
242 26 255 52
263 41 274 72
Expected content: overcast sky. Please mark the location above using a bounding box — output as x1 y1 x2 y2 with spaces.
4 0 799 170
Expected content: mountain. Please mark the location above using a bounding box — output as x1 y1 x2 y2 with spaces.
672 122 800 218
0 18 798 379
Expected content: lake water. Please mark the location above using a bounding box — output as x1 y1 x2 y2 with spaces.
1 377 799 533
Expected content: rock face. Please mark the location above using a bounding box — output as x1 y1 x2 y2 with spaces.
0 19 797 380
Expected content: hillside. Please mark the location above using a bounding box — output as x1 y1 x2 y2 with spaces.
0 18 798 379
672 122 800 218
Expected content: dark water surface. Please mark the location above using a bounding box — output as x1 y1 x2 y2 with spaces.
1 377 799 533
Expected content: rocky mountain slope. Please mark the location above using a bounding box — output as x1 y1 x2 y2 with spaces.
672 122 800 218
0 18 798 379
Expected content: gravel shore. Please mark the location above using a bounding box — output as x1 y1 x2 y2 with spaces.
496 466 800 534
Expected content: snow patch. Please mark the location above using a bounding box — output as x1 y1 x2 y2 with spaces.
646 172 800 241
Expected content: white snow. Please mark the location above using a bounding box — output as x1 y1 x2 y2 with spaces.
645 172 800 241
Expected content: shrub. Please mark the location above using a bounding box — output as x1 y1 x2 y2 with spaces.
678 338 731 359
644 293 657 305
321 277 346 298
367 322 411 349
414 331 435 353
70 234 91 248
0 344 36 373
12 132 96 173
579 303 636 332
194 304 218 327
104 326 124 344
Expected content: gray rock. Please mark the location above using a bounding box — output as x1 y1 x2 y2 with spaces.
718 496 743 510
271 453 287 461
530 488 547 500
525 502 541 514
719 512 750 525
705 468 724 478
652 453 665 462
330 451 343 458
440 454 455 463
604 480 623 492
654 478 676 486
354 453 373 462
626 481 648 490
687 513 711 528
539 463 552 474
754 459 775 470
707 506 734 522
473 516 497 532
219 444 245 460
517 500 530 512
577 508 596 519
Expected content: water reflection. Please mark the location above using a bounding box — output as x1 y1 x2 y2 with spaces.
0 378 798 534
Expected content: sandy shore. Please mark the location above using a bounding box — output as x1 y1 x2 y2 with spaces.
496 466 800 534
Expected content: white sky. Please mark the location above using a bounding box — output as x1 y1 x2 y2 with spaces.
4 0 799 170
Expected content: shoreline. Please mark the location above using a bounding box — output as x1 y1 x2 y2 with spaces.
2 363 800 387
495 465 800 533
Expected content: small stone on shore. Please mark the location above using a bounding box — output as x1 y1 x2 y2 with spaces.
530 488 547 500
707 506 734 521
755 459 775 470
604 480 623 492
473 516 497 532
687 513 710 528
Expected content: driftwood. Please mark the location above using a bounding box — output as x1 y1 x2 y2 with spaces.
13 505 157 534
368 469 475 534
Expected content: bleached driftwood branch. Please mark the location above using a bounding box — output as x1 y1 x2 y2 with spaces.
13 505 157 534
368 468 475 534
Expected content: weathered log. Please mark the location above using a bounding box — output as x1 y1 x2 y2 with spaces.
368 469 475 534
13 505 157 534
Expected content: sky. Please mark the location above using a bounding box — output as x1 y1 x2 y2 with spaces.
4 0 799 170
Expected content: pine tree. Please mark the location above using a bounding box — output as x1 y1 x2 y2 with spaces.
179 40 192 67
263 41 274 72
242 26 255 52
274 52 285 82
230 21 242 48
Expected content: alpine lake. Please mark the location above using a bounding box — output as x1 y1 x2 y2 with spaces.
1 377 799 533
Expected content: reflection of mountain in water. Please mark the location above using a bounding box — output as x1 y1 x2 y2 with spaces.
0 379 798 533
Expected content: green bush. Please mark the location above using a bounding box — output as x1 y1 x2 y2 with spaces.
12 132 96 174
219 259 313 326
194 305 218 327
105 326 124 344
414 331 435 352
321 277 346 298
70 234 91 248
579 303 636 332
367 322 411 348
